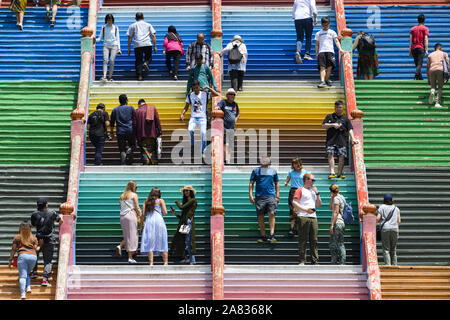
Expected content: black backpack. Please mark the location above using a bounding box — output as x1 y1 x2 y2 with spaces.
35 211 54 239
228 43 243 65
358 33 376 51
89 110 104 128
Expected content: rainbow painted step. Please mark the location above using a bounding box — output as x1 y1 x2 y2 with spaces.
75 168 212 265
222 167 361 265
355 80 450 166
0 81 78 165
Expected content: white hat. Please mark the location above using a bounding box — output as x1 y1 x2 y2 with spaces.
231 35 243 42
226 88 237 95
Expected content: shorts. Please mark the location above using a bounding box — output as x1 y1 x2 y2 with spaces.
255 196 277 215
45 0 61 5
326 144 347 157
317 52 336 70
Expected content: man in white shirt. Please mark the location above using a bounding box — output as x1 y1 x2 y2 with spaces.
315 16 344 88
293 173 322 265
292 0 318 64
127 12 157 81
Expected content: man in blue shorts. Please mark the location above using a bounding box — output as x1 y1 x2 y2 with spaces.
249 156 280 243
322 100 358 179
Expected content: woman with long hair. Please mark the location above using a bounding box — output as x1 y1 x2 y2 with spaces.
329 184 346 265
140 188 169 265
8 221 40 300
97 13 122 82
169 185 197 264
9 0 27 30
352 31 379 80
116 181 142 264
163 25 183 80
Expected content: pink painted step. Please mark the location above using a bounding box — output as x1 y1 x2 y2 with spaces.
224 265 370 300
67 265 212 300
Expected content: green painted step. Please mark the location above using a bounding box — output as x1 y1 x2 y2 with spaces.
222 168 361 265
366 167 450 266
0 166 68 264
76 171 212 265
0 81 78 165
355 80 450 167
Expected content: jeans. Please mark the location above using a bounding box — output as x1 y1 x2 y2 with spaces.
412 48 425 80
165 50 181 76
381 229 399 265
329 222 346 265
18 254 37 294
134 46 152 78
185 219 195 264
103 45 119 78
188 117 207 153
89 134 105 165
117 133 136 165
295 18 314 56
33 241 55 279
229 69 244 91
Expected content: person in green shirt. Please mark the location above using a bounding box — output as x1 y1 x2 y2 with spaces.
186 54 218 96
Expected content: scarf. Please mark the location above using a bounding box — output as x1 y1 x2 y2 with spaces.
166 32 182 43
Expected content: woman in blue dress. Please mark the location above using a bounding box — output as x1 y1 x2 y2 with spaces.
140 188 169 265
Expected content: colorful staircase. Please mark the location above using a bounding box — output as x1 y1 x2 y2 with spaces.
0 81 78 165
224 265 369 299
94 7 212 81
380 266 450 299
355 80 450 166
224 81 346 165
0 166 68 264
366 167 450 266
75 168 211 265
222 167 361 265
0 7 87 80
344 5 450 80
221 6 339 80
223 0 330 5
86 81 198 165
67 265 212 299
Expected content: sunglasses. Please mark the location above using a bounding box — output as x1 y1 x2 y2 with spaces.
306 178 316 182
227 93 236 96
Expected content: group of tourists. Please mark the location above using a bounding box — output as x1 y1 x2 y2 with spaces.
9 0 67 29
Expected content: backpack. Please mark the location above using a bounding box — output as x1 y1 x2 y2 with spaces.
358 33 376 51
35 211 54 239
89 110 104 128
340 196 354 225
443 57 450 83
228 43 243 65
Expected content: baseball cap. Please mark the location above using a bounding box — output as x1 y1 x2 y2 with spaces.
37 198 48 207
383 194 393 202
226 88 236 95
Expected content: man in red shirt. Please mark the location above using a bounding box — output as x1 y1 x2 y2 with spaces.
132 99 162 165
409 14 429 80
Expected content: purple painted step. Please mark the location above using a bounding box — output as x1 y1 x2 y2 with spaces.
67 265 212 300
224 265 370 300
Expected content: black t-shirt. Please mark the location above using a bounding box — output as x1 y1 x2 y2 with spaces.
31 209 60 244
88 110 110 137
322 113 353 147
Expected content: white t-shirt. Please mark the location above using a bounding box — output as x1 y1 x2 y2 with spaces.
292 0 317 20
293 187 317 218
186 91 208 118
315 29 338 54
127 20 156 48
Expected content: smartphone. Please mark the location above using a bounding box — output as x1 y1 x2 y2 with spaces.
310 208 316 212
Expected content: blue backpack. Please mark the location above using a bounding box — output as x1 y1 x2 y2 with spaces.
341 197 354 225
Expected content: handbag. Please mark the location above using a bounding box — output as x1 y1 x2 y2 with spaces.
179 223 191 235
376 206 396 241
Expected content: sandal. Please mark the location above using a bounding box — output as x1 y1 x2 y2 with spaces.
50 20 55 27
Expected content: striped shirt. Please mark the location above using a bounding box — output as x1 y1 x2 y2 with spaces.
186 41 214 68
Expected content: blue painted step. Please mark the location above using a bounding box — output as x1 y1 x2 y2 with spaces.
344 5 450 80
222 8 339 81
0 7 88 81
94 8 212 81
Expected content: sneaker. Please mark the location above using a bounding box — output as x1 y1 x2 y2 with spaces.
108 78 114 82
138 76 143 81
298 263 305 266
128 258 137 264
268 234 277 243
100 77 107 83
41 279 50 287
288 228 296 236
435 102 443 108
429 89 435 104
295 52 303 64
257 236 267 243
17 24 23 31
337 174 346 179
173 75 178 81
143 62 150 72
26 286 32 293
304 54 313 60
326 80 333 87
328 173 338 179
115 245 122 257
30 271 38 279
317 81 327 88
21 293 27 300
179 258 189 264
